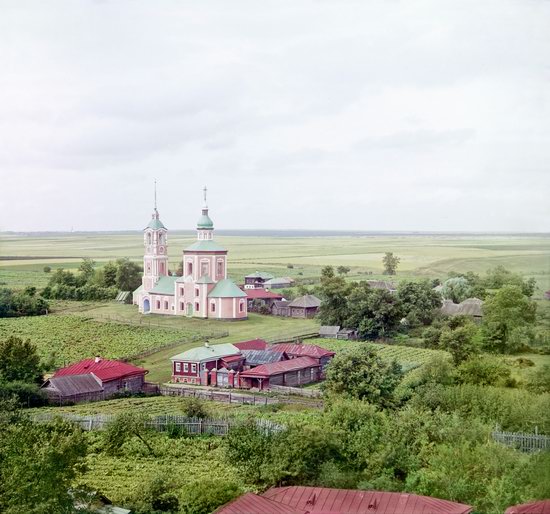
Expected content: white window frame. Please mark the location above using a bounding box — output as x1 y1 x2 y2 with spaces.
175 362 181 372
191 363 197 373
183 363 189 372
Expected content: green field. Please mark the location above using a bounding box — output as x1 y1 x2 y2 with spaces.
2 232 550 293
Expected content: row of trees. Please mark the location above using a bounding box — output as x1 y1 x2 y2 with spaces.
41 258 142 301
0 287 49 317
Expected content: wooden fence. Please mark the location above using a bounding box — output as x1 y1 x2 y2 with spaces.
159 385 323 408
492 427 550 452
32 413 282 436
269 384 323 398
267 331 319 345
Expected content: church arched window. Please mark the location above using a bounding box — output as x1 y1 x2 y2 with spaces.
187 262 193 275
147 233 151 245
159 233 164 244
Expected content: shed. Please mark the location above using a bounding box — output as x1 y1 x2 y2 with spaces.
115 291 132 304
41 374 104 404
287 294 321 318
270 343 335 371
271 300 290 317
239 356 321 390
319 325 341 338
441 298 483 319
244 271 275 289
505 500 550 514
337 328 357 340
244 288 284 311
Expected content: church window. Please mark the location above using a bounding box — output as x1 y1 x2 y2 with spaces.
195 302 199 311
159 233 164 244
187 262 193 275
217 260 224 278
200 261 209 277
211 302 216 312
195 288 199 297
164 300 168 310
179 287 184 295
160 262 165 274
147 233 151 245
156 300 160 309
180 302 184 310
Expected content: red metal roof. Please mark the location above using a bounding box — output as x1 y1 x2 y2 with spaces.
234 339 269 350
221 354 244 363
270 343 335 359
240 356 319 378
54 358 147 382
262 487 473 514
244 288 284 300
506 501 550 514
213 492 306 514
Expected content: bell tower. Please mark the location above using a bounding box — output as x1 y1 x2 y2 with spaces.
142 181 169 291
196 186 214 241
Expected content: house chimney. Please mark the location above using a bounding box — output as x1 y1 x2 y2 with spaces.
94 356 101 363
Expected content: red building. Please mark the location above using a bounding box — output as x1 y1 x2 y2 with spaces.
270 343 335 372
244 288 284 311
233 339 268 351
215 487 473 514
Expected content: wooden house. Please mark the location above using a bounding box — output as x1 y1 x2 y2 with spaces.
287 294 321 318
271 299 291 317
441 297 483 321
366 280 398 294
241 349 288 369
263 277 294 289
170 343 241 385
244 288 284 311
270 343 335 372
244 271 275 289
319 325 340 338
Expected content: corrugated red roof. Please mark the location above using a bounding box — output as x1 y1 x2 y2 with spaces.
262 487 473 514
213 492 306 514
244 288 284 300
54 358 147 382
270 344 335 359
221 354 244 363
506 501 550 514
234 339 269 351
240 356 319 378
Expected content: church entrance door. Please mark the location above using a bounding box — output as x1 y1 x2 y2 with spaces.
143 298 150 313
186 303 193 316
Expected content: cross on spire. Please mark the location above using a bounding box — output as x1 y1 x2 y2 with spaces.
154 179 157 210
203 185 208 207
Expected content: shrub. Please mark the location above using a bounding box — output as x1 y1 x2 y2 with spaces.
179 479 241 514
180 397 209 419
457 356 513 387
43 266 51 273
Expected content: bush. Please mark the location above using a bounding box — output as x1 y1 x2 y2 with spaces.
181 397 209 419
0 288 49 317
179 479 241 514
43 266 51 273
457 356 513 387
0 381 48 407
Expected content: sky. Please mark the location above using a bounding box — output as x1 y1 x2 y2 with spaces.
0 0 549 232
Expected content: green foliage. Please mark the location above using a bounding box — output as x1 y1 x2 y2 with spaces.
482 285 537 353
130 475 180 514
324 345 402 407
180 397 209 419
440 322 479 365
457 356 513 387
441 276 472 303
0 336 43 383
382 252 400 275
114 258 142 291
397 280 442 327
0 287 49 317
318 266 352 327
526 364 550 393
103 412 156 456
336 266 351 275
0 381 48 407
43 266 51 273
484 265 537 297
179 479 241 514
0 415 88 514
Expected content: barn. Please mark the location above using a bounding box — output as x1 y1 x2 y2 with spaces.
287 294 321 318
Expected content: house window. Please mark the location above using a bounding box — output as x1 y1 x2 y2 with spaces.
195 302 199 312
156 300 160 309
211 302 216 312
201 363 206 371
184 363 189 372
191 363 197 373
175 362 181 372
187 262 193 275
164 300 168 309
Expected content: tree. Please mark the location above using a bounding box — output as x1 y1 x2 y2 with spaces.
457 356 513 386
78 258 96 282
115 258 142 291
102 261 118 287
397 280 442 327
439 321 479 365
179 479 241 514
337 266 351 275
382 252 400 275
103 412 156 456
0 337 43 384
43 266 51 273
441 277 472 303
318 266 352 327
0 416 88 514
482 285 537 353
324 345 403 407
484 266 536 297
0 288 49 318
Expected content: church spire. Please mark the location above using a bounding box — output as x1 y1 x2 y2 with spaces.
197 186 214 239
153 179 159 219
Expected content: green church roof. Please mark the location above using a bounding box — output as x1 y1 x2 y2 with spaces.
146 218 166 230
185 240 226 252
170 343 240 362
149 276 177 295
196 275 215 284
208 279 247 298
197 213 214 229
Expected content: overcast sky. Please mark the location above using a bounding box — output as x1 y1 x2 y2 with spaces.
1 0 549 232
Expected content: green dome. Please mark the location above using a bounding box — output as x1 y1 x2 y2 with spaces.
197 213 213 229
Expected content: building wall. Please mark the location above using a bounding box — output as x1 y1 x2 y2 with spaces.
102 374 145 395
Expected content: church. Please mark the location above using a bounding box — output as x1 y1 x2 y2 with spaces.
132 188 247 320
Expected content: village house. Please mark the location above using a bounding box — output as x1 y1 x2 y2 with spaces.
214 486 473 514
244 271 275 289
244 288 284 311
270 343 335 372
441 297 484 321
287 294 321 318
42 357 148 404
133 187 247 320
271 299 291 317
263 277 294 289
233 339 268 351
366 280 398 293
240 349 288 369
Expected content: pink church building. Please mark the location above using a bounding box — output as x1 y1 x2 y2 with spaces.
132 189 247 320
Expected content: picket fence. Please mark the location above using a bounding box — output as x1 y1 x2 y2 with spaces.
32 413 282 436
492 427 550 453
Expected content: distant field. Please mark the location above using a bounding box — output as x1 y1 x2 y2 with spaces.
1 232 549 293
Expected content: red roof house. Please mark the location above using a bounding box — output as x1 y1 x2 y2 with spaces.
270 343 335 372
239 356 321 390
506 500 550 514
244 288 284 311
215 487 473 514
44 357 148 402
234 339 269 351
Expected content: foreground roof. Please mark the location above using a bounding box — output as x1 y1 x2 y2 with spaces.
270 343 335 359
209 279 247 298
262 487 473 514
506 500 550 514
240 356 319 378
54 359 147 381
214 492 304 514
245 288 284 300
149 276 177 295
42 374 103 396
233 339 268 351
170 343 240 362
288 294 321 309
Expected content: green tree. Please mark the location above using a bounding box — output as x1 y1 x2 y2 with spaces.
179 479 241 514
457 356 513 387
324 345 402 407
441 276 472 303
102 261 118 287
482 285 537 353
115 258 142 291
337 266 351 275
0 336 43 384
439 321 479 365
398 280 442 327
382 252 400 275
318 266 352 327
0 416 88 514
78 258 96 282
483 266 536 297
43 266 51 273
103 412 156 456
